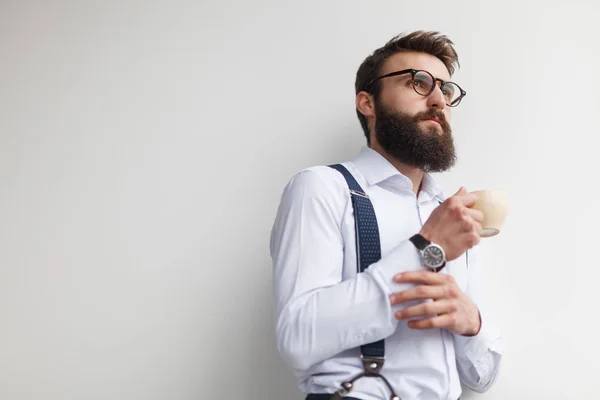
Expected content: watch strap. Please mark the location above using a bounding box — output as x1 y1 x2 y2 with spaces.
432 261 446 273
409 233 430 250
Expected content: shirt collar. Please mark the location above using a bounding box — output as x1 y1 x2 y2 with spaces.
352 146 445 200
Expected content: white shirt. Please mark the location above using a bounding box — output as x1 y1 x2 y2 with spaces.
270 147 502 400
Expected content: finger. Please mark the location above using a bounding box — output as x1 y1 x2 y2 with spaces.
407 313 457 330
395 299 457 320
464 215 483 236
465 208 484 223
452 186 467 196
454 192 479 207
390 285 449 305
474 220 483 235
393 270 452 286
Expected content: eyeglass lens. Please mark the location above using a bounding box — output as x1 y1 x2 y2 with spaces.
413 70 462 106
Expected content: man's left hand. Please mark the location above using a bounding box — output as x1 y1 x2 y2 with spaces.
389 271 481 336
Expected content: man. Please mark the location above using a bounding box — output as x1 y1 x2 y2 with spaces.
270 31 502 400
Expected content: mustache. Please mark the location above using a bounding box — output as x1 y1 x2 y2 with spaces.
415 109 447 123
414 109 451 132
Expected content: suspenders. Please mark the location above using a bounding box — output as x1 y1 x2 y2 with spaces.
328 164 400 400
326 164 466 400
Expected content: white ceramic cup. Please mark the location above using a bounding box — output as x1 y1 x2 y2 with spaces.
470 189 508 238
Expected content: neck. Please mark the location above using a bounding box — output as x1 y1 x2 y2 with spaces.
370 143 425 196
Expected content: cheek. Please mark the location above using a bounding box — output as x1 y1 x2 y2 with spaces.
390 96 421 115
444 110 452 122
381 87 420 112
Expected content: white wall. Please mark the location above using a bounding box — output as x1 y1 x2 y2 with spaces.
1 1 598 399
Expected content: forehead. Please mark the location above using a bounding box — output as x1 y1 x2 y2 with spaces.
380 51 451 81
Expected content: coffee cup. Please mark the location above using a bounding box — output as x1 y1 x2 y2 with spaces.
470 189 508 238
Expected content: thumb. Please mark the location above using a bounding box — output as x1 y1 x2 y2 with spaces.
453 186 467 196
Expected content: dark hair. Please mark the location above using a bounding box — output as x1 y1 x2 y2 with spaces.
355 31 460 143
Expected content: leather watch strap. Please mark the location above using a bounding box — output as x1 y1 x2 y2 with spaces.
409 233 430 250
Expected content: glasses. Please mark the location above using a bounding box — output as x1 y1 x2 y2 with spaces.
366 68 466 107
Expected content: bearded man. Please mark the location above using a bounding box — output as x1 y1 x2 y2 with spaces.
270 31 502 400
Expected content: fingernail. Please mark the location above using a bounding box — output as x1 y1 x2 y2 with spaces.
395 310 403 319
394 273 403 281
389 294 395 304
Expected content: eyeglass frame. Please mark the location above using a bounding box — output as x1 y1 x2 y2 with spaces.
365 68 467 107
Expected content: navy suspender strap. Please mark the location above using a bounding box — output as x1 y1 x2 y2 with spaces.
328 164 400 400
328 164 384 358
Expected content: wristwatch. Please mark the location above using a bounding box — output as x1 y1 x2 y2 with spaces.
409 233 446 272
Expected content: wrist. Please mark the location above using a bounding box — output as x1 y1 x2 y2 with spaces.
419 227 433 242
462 309 482 337
418 228 443 250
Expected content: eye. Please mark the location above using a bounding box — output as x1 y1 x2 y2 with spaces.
442 86 454 97
441 82 462 104
413 78 427 87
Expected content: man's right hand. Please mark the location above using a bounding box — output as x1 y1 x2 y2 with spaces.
419 187 483 261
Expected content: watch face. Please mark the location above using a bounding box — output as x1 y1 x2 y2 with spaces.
423 245 445 268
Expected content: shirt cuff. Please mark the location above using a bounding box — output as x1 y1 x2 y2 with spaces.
454 312 502 363
365 239 423 308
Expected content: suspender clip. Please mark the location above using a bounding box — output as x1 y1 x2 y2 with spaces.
361 355 385 375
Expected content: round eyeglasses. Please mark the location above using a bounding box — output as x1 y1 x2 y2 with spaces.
366 68 466 107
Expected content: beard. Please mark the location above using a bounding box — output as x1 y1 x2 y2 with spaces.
374 99 457 173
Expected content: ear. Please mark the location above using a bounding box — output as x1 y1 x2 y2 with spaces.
356 91 375 119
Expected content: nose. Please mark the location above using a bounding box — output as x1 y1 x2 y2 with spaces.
426 83 446 110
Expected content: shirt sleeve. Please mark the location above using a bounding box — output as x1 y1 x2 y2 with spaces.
452 245 503 392
270 168 422 371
